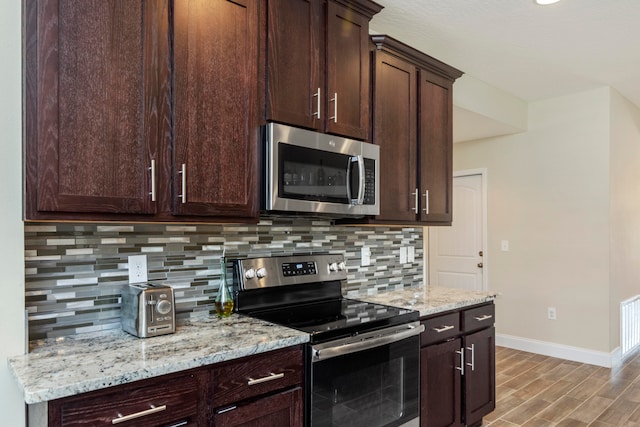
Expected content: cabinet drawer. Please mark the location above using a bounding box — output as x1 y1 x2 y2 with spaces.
211 346 303 408
421 312 460 346
463 303 495 333
50 371 201 426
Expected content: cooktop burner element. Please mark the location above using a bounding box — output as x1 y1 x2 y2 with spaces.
231 254 419 343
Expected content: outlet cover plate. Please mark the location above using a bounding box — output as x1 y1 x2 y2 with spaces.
128 255 148 284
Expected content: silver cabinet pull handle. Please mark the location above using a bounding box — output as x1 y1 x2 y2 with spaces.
179 163 187 204
423 190 429 214
456 348 464 375
466 343 475 371
216 405 237 415
313 87 321 119
247 372 284 386
411 188 419 214
112 404 166 424
432 325 455 333
475 314 493 322
329 92 337 123
149 159 156 202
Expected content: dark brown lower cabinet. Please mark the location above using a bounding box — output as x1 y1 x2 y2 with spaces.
420 303 496 427
41 346 304 427
212 387 303 427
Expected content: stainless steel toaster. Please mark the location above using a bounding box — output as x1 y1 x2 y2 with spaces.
121 283 175 338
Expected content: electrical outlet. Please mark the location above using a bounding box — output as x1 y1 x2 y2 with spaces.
128 254 148 284
547 307 557 320
399 246 408 264
361 247 371 266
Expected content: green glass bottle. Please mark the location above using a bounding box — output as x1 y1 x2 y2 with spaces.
215 259 234 318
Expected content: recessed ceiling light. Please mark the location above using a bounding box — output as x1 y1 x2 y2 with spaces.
535 0 560 4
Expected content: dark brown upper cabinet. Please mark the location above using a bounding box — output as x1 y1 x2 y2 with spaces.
172 0 259 219
366 35 463 225
24 0 259 223
24 0 171 219
265 0 383 141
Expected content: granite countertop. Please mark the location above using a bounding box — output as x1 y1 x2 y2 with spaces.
358 285 498 317
8 286 497 406
8 314 309 405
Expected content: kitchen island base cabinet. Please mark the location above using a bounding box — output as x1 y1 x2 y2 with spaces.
420 303 495 427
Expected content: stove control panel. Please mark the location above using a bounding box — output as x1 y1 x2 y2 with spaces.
282 261 317 277
232 254 347 290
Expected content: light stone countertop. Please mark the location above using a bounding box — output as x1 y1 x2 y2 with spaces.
357 285 498 317
8 286 497 406
8 314 309 404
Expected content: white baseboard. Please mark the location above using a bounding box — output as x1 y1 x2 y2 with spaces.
496 333 621 368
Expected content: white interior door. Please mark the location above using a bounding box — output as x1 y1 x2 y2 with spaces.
428 172 486 291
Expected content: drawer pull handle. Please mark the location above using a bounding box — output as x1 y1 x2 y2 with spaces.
432 325 455 333
216 405 237 415
474 314 493 322
112 404 166 424
247 372 285 386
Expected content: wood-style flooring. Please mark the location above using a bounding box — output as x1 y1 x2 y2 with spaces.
485 346 640 426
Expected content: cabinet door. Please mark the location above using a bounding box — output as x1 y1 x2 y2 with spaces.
421 338 463 427
213 387 303 427
372 50 418 222
326 1 370 140
25 0 170 217
463 326 496 426
266 0 323 131
172 0 259 219
418 69 454 224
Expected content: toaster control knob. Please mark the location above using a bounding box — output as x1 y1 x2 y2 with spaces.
245 268 256 279
256 267 267 278
329 262 338 272
338 262 346 271
156 299 172 315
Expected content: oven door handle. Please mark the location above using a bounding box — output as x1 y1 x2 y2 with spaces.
311 323 425 363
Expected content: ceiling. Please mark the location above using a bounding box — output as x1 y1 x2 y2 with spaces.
369 0 640 137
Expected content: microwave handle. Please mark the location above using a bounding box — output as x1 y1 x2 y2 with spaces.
347 156 365 206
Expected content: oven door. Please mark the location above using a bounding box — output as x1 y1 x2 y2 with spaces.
309 322 424 427
264 122 379 216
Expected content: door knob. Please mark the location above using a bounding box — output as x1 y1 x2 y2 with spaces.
478 250 483 257
477 262 483 268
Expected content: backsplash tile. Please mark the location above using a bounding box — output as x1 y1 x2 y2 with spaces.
24 218 423 340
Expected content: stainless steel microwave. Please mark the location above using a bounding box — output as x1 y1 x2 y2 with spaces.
263 123 380 217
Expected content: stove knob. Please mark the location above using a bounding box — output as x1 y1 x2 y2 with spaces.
338 262 346 271
329 262 338 272
256 267 267 278
245 268 256 279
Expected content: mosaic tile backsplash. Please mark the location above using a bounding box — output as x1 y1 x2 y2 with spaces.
24 218 423 340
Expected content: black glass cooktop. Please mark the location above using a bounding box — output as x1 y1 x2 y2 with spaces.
247 297 419 343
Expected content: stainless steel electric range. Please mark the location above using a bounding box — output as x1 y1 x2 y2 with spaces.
230 253 423 427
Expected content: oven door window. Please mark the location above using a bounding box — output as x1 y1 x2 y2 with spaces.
279 143 358 204
311 335 420 427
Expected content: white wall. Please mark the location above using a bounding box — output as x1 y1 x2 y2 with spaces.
454 88 612 355
1 0 26 425
609 90 640 351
